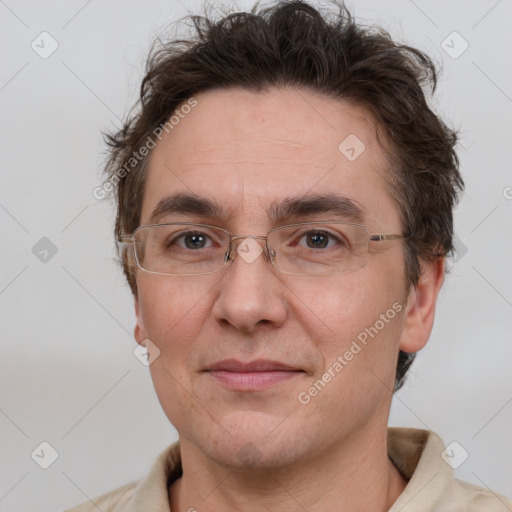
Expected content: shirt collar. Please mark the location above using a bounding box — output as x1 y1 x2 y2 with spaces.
388 428 453 511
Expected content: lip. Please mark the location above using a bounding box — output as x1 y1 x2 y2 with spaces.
207 359 300 372
205 359 304 391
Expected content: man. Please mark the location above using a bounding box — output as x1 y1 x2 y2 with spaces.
69 1 511 510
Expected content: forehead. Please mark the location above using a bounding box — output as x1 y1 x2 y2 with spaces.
141 87 401 231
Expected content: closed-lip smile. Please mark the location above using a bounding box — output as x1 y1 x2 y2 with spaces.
205 359 304 390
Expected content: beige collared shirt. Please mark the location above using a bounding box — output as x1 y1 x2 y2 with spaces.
66 428 511 511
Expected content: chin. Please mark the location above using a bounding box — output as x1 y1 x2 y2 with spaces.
191 410 314 471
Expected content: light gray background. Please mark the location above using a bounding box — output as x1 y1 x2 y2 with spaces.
1 1 511 511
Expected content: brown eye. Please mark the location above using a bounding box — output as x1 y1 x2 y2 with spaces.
305 232 329 248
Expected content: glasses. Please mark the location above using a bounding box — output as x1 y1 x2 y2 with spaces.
117 221 410 277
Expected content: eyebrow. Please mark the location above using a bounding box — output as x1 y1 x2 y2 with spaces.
148 192 365 225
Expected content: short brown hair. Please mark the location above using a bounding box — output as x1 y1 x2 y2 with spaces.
102 0 464 390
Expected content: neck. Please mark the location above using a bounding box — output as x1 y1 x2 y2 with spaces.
169 426 408 512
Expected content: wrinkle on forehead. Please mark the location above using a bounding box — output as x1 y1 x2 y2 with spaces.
142 87 401 233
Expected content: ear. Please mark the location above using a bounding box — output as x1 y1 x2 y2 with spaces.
134 295 146 346
398 257 445 353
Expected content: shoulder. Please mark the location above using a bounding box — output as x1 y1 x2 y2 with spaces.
388 428 512 511
63 481 138 512
445 478 512 511
63 442 181 512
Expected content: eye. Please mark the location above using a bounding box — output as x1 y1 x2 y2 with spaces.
170 231 213 250
298 230 344 250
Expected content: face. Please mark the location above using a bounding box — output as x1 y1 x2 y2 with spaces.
133 87 428 469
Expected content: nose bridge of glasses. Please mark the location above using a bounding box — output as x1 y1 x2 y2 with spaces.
227 234 272 263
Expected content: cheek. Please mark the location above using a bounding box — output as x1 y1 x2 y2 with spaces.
296 287 404 431
136 277 214 428
289 271 405 382
136 276 218 404
137 275 209 340
287 273 390 344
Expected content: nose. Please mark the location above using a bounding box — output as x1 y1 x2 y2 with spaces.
211 236 287 333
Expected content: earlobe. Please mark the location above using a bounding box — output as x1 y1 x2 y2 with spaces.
134 296 146 345
398 257 445 353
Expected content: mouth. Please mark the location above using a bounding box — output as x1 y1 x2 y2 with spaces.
204 359 305 391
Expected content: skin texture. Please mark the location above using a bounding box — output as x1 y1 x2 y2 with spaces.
133 87 445 511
